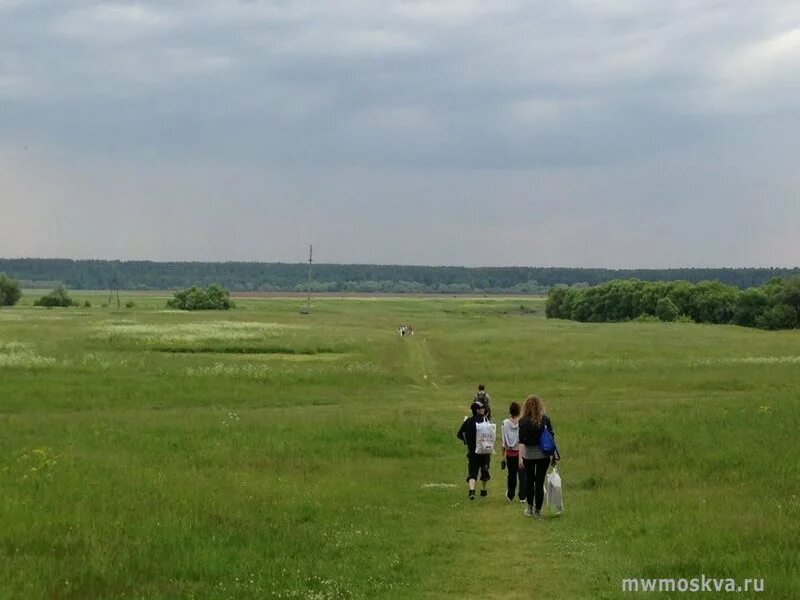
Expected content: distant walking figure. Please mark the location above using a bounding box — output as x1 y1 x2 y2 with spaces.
474 384 492 421
518 395 559 519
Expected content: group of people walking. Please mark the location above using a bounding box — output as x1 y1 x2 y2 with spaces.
397 325 414 336
457 385 561 519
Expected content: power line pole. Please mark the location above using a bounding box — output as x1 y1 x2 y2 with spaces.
107 276 120 309
302 244 312 314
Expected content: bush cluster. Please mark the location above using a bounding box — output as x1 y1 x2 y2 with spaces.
546 278 800 330
166 284 234 311
34 286 79 307
0 273 22 306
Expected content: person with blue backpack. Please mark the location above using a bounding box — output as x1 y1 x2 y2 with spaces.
517 394 559 519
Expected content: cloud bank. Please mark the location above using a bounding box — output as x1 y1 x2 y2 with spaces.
1 1 799 266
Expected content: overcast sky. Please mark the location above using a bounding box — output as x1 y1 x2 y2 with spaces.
1 1 799 267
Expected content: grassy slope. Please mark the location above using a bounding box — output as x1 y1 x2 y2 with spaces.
1 294 798 599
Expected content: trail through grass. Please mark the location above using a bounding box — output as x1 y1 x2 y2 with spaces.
404 335 439 388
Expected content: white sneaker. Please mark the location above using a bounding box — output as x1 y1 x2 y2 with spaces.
534 511 542 520
524 506 533 517
505 493 513 503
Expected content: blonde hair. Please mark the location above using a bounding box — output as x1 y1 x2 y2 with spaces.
521 395 545 426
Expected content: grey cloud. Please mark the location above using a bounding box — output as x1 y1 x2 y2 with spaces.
1 1 799 265
2 0 797 166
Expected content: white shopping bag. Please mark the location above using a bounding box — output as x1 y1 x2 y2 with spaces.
474 421 496 455
545 467 563 514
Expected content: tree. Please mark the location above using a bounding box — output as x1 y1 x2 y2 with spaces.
568 288 592 322
0 273 22 306
776 277 800 312
655 297 679 322
684 281 738 324
666 281 696 317
733 288 769 327
34 286 78 307
545 286 569 318
760 277 786 301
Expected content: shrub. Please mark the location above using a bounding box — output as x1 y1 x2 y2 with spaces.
546 277 800 330
756 304 798 330
0 273 22 306
655 297 679 322
125 301 135 309
676 314 694 323
166 284 234 311
83 300 92 308
634 313 660 323
34 286 78 307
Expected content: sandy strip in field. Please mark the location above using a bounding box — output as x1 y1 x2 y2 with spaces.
32 289 543 300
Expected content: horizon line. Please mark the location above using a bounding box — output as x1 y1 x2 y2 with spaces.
2 257 800 271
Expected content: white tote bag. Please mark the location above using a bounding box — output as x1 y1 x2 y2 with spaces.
545 467 563 514
474 421 496 455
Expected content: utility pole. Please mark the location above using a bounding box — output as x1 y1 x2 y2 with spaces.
108 276 120 309
301 244 312 314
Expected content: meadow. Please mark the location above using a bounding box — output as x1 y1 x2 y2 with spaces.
1 292 798 599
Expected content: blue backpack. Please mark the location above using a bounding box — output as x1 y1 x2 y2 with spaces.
539 418 556 455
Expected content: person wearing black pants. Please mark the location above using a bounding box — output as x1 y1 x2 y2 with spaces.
506 454 527 501
457 401 492 500
506 455 519 500
522 457 551 514
501 401 526 502
517 394 560 519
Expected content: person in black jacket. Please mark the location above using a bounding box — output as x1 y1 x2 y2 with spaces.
517 394 560 518
457 400 491 500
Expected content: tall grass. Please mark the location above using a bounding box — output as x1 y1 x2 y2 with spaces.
0 294 798 598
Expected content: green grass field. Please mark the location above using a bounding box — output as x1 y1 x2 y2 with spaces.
1 293 798 599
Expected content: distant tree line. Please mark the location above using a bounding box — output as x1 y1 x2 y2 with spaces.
2 259 799 294
546 278 800 330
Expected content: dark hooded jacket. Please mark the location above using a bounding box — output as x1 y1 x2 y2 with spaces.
457 411 489 455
